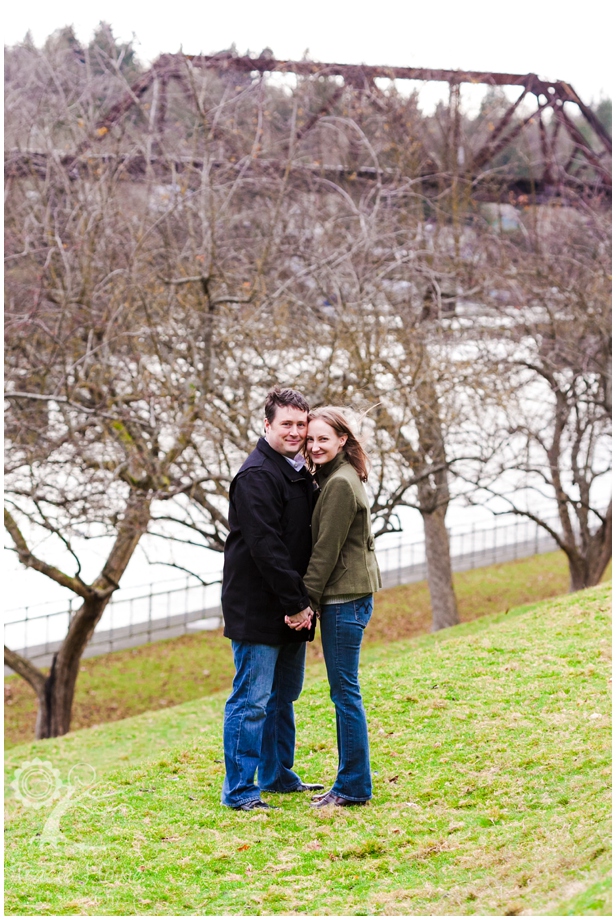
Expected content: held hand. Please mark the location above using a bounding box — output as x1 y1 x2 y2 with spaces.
284 609 312 630
284 616 309 630
285 607 313 630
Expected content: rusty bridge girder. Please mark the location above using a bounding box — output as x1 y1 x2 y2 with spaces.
5 53 611 204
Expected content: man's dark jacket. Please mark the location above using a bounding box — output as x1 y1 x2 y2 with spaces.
221 438 317 644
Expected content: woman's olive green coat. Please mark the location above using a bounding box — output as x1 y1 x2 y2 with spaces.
303 452 382 608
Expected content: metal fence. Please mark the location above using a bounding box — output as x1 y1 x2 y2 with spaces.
377 514 559 589
5 514 561 672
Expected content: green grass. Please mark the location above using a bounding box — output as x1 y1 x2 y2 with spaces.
4 584 611 916
8 550 603 747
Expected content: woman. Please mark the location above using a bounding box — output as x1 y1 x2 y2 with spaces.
286 407 381 807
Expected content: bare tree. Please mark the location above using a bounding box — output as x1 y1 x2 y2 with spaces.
4 36 347 735
254 152 490 629
467 206 611 590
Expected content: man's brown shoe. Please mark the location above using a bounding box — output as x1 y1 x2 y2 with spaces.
310 791 367 808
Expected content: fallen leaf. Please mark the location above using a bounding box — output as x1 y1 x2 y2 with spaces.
237 844 250 851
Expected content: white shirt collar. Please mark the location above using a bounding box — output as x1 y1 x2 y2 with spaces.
284 454 306 472
264 435 305 471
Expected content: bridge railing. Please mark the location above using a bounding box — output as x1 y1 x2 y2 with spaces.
4 514 561 672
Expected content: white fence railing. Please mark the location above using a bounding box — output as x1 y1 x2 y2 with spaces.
5 514 561 671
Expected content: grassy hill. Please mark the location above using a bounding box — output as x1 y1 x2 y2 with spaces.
7 550 601 747
4 583 611 916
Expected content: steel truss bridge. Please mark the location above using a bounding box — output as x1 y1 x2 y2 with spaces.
6 53 611 204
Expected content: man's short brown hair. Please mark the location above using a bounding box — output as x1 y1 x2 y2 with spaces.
264 386 310 423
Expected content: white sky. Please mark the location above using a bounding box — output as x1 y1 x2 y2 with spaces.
3 0 612 108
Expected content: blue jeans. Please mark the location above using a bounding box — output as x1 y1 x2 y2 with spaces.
320 595 373 802
221 640 306 808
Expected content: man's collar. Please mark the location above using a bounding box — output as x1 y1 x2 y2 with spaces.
257 437 309 480
284 454 306 472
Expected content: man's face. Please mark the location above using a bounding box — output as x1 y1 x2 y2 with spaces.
264 405 308 457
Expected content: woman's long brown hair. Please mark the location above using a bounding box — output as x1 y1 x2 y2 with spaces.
306 407 370 482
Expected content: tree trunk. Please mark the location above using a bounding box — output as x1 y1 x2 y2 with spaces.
29 494 151 739
364 381 462 630
34 687 51 739
34 656 56 739
567 545 611 593
568 561 590 593
562 502 611 593
587 502 612 588
33 595 111 739
422 505 459 631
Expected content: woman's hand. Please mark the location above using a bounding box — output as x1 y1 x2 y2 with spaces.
285 607 313 630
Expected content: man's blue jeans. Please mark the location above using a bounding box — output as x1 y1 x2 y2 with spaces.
221 640 306 808
320 595 373 802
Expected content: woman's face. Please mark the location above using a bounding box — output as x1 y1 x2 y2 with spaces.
306 418 347 466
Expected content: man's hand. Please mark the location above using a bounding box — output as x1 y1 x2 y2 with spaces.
285 606 313 630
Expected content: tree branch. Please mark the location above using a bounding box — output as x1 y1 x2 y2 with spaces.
5 391 118 422
4 646 46 696
4 508 94 598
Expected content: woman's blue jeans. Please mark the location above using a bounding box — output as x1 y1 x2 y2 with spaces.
320 595 373 802
221 640 306 808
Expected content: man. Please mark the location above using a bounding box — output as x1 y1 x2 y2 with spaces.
220 387 324 810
